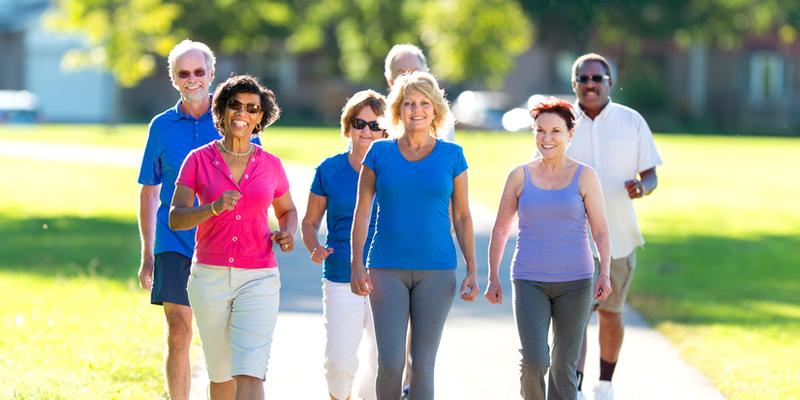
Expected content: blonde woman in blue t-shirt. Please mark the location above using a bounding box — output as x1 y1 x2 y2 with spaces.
350 71 479 400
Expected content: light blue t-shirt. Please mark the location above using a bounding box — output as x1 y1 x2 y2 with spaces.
310 152 376 283
362 138 468 270
138 99 260 258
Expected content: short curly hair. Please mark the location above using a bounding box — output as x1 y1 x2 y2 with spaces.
212 74 280 135
530 98 575 130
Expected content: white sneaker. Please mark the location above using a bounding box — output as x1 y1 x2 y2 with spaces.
592 381 614 400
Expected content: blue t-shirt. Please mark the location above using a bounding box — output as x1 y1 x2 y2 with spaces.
362 138 468 270
138 99 260 258
310 152 377 282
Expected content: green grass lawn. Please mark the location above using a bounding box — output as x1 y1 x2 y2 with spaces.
1 125 799 399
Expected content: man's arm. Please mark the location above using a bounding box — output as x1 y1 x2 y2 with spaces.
138 184 160 290
639 167 658 196
624 167 658 199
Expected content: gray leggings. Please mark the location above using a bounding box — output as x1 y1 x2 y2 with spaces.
369 268 456 400
513 278 593 400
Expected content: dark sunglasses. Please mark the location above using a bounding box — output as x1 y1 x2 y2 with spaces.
176 68 206 79
576 74 610 84
351 118 382 132
227 98 262 114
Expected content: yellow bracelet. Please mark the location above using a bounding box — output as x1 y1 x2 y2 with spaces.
210 202 219 216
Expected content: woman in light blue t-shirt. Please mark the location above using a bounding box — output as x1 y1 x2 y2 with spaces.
350 72 479 400
301 90 387 400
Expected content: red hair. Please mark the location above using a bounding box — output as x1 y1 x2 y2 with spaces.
530 98 575 130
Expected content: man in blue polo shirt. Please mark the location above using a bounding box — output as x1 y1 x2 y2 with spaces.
137 39 234 399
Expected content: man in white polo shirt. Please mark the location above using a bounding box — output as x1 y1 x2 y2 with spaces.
568 53 662 400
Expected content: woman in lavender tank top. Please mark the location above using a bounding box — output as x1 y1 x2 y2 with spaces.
485 98 612 400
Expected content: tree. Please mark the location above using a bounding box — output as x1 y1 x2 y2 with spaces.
47 0 182 87
288 0 532 87
517 0 800 53
48 0 532 88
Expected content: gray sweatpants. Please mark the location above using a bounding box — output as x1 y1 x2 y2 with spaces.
369 268 456 400
513 278 593 400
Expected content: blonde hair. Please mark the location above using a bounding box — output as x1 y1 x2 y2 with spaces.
384 71 451 138
339 90 387 138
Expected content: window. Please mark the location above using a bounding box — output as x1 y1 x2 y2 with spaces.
749 51 785 103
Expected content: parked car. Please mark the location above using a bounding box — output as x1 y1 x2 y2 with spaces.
501 94 574 132
0 90 39 123
451 90 510 131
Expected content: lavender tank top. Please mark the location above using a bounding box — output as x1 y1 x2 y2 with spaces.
511 164 594 282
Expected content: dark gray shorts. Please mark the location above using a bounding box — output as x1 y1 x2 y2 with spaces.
150 252 191 306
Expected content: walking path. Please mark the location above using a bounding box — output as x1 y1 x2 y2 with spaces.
0 140 724 399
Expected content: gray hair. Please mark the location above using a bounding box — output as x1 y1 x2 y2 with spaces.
167 39 216 82
384 44 429 84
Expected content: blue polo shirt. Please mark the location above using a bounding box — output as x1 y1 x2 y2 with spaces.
310 152 377 283
362 139 468 270
137 99 260 258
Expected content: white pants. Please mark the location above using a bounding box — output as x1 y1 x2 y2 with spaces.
323 279 378 400
187 263 280 382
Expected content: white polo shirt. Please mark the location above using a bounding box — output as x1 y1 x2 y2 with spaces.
567 99 662 259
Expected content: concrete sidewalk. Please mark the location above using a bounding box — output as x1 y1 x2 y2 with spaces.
189 161 724 399
0 140 722 399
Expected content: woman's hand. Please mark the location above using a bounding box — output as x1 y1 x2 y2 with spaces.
310 246 334 263
460 272 479 301
484 277 503 304
271 230 294 252
350 264 372 296
214 190 242 214
594 274 612 301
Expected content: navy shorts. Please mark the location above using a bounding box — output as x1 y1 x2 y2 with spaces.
151 252 192 306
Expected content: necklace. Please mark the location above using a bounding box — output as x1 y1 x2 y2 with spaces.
217 139 253 157
402 136 431 158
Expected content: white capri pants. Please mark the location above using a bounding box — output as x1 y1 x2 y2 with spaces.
323 279 378 400
187 263 280 382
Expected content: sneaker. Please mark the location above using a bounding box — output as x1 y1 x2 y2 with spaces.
592 381 614 400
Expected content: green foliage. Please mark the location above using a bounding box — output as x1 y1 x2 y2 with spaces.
614 57 669 115
47 0 183 87
290 0 531 86
49 0 531 88
164 0 294 54
519 0 800 51
420 0 532 88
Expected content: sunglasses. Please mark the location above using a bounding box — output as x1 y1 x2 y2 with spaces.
576 74 610 84
351 118 382 132
176 68 207 79
227 98 262 114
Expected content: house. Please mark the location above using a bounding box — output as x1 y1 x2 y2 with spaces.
498 35 800 135
3 1 798 134
1 0 118 123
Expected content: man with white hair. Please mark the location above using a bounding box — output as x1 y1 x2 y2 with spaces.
137 39 256 399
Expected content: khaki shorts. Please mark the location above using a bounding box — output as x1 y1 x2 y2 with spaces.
187 263 281 382
594 252 636 313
